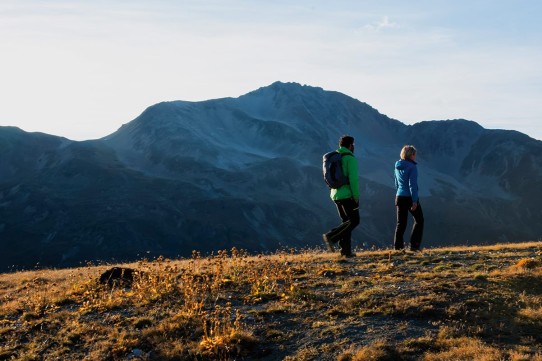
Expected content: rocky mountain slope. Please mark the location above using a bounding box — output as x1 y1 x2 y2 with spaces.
1 82 541 270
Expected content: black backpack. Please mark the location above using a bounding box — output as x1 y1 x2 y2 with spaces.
322 151 352 189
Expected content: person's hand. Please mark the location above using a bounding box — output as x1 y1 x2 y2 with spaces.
410 202 418 211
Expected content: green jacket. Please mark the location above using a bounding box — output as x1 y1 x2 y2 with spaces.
330 146 360 202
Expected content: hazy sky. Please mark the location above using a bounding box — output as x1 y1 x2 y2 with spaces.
1 0 541 141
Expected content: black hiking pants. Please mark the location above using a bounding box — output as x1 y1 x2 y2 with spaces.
394 196 424 250
325 198 360 255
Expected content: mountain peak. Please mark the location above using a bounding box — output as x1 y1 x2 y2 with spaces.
243 81 325 99
2 82 542 271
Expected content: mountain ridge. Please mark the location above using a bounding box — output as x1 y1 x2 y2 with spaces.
1 81 541 270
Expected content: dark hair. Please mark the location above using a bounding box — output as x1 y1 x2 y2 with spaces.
339 135 354 147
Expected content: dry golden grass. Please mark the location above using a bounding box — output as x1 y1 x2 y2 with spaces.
1 242 542 360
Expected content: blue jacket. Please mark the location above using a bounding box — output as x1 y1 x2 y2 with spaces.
394 159 419 202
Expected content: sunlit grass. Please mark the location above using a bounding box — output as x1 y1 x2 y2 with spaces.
1 241 542 360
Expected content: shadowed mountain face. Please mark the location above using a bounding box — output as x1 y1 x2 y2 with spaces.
1 82 541 270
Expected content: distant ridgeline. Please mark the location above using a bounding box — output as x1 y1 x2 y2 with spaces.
1 81 541 270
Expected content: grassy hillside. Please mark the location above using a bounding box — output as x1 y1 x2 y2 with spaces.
1 242 542 360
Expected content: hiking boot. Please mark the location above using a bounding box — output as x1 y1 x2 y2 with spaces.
322 234 335 252
340 252 357 258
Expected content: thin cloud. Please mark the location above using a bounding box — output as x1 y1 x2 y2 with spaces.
364 16 398 32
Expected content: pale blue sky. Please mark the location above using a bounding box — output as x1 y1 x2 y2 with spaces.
1 0 541 140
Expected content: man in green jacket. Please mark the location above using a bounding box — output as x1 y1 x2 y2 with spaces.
323 135 360 258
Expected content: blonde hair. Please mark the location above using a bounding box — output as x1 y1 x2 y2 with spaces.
400 145 417 160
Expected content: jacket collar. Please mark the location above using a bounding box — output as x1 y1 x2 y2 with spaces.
338 146 353 155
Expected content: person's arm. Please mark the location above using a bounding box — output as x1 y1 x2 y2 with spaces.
409 165 419 209
347 156 360 202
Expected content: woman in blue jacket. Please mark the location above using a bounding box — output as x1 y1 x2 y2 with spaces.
394 145 424 251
